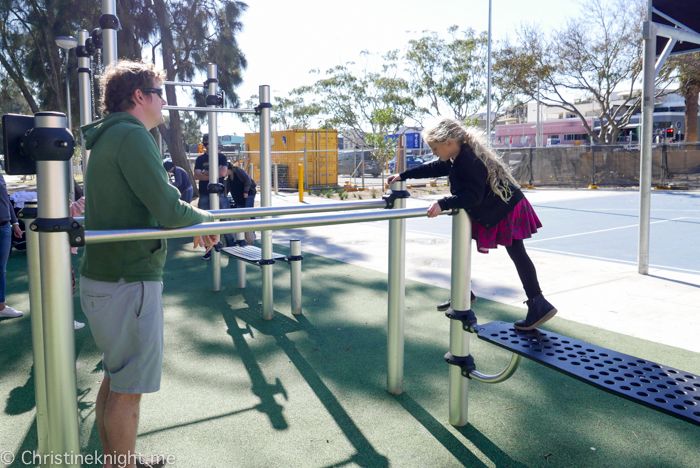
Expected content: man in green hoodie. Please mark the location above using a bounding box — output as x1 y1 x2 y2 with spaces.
80 60 217 468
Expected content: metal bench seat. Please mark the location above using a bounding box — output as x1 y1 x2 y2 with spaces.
474 321 700 426
219 245 287 266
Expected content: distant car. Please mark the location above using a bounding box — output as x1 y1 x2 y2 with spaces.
388 155 426 173
338 151 382 178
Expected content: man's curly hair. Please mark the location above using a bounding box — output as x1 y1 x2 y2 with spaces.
100 60 166 114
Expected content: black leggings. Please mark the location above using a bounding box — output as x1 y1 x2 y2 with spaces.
504 239 541 300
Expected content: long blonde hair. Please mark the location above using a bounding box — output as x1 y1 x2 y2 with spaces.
422 118 517 202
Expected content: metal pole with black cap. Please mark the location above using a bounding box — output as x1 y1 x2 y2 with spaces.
19 200 50 466
23 111 82 466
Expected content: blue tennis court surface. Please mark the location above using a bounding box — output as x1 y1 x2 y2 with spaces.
403 190 700 275
529 191 700 274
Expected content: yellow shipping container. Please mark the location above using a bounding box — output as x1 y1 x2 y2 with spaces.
244 129 338 189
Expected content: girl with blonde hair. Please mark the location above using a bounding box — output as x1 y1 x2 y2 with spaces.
388 118 556 331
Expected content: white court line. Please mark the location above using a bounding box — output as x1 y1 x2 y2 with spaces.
527 247 700 275
526 217 688 243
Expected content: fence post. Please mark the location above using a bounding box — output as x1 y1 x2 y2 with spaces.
298 164 304 202
529 146 534 186
273 163 279 195
661 143 668 186
591 143 596 186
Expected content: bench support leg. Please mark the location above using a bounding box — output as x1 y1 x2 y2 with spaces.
290 239 302 315
235 232 246 289
449 209 472 426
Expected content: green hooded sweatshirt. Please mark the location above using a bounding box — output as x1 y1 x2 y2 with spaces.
80 112 214 283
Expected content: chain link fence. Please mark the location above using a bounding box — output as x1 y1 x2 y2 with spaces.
497 143 700 189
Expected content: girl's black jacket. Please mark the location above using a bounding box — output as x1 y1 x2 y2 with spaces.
399 144 524 228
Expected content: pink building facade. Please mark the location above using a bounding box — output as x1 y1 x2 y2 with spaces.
494 119 593 147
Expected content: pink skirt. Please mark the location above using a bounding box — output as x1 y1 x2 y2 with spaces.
472 198 542 254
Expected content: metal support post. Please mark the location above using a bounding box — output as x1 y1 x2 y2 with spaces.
77 30 92 175
235 232 246 289
387 181 407 394
638 6 656 275
22 201 50 466
207 63 222 291
448 209 472 426
32 112 82 464
101 0 118 67
259 85 274 320
289 239 302 315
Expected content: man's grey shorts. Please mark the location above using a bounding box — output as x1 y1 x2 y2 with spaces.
80 277 164 394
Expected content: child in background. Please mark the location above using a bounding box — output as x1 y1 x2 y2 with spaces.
70 182 86 330
387 118 557 331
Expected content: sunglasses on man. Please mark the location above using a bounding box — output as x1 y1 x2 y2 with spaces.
141 88 163 98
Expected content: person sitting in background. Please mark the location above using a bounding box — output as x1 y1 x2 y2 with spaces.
163 161 193 203
225 162 256 208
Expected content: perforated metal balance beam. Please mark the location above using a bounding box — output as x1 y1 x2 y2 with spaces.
475 321 700 426
220 245 286 266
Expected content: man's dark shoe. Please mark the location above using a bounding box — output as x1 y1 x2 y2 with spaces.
135 454 167 468
437 292 477 312
201 250 212 260
514 293 557 331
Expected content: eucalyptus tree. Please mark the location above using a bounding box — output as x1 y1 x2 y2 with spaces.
405 26 489 122
672 53 700 142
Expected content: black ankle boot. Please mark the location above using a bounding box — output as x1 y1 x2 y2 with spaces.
514 293 557 331
437 292 476 311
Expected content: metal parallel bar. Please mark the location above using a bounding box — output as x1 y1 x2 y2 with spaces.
290 239 302 315
207 64 221 292
162 105 256 114
24 202 50 464
387 182 407 395
209 200 387 219
83 207 436 245
163 81 206 88
259 85 274 320
449 209 472 427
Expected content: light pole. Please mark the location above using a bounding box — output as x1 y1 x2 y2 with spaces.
55 36 78 201
486 0 492 143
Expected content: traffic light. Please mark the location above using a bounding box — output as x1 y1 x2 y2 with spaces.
666 128 675 140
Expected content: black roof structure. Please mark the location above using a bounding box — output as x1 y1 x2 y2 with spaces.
653 0 700 56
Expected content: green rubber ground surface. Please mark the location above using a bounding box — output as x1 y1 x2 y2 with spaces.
1 239 698 467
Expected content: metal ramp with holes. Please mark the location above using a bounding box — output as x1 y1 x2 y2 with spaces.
474 321 700 426
219 245 287 266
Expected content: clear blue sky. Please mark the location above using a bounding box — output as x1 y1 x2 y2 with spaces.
210 0 589 135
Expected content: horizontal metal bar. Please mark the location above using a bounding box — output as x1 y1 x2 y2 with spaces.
210 200 388 219
655 23 700 45
652 8 700 36
162 106 257 114
163 81 205 88
84 207 439 245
